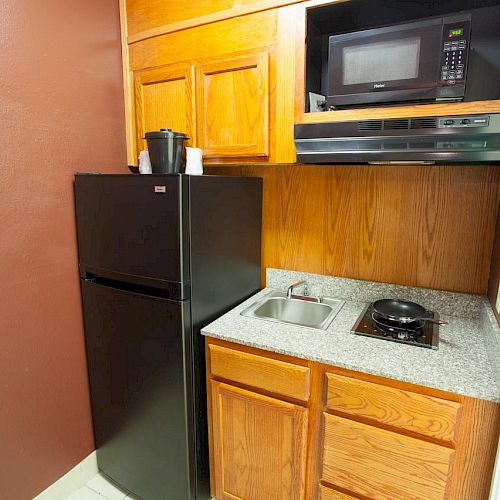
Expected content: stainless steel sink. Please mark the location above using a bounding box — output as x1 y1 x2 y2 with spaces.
240 290 345 330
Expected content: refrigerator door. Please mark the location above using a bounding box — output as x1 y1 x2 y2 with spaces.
81 279 195 500
75 174 190 299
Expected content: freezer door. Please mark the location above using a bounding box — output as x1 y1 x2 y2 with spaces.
75 174 189 298
81 279 195 500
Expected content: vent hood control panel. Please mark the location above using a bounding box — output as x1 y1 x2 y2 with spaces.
438 115 490 128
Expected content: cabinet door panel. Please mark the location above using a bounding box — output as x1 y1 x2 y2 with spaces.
211 381 307 500
134 62 195 154
322 413 454 500
197 52 269 158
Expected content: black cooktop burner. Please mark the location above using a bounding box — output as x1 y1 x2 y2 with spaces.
351 304 439 349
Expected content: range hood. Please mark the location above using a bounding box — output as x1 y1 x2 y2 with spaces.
294 114 500 163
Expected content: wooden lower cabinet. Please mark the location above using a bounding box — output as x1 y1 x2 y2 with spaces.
325 373 461 443
210 381 308 499
322 414 453 500
208 343 310 401
206 338 500 500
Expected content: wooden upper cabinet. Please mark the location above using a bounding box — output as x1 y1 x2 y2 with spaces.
211 381 308 500
125 9 294 163
134 62 196 153
196 51 270 159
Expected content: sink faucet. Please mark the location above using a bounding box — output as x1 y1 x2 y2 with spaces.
287 280 307 298
287 280 322 303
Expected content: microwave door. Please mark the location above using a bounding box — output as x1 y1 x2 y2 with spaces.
328 19 443 106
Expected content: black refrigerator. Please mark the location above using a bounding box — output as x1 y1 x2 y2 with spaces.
74 173 262 500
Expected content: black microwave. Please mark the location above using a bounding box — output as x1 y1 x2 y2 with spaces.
327 8 500 108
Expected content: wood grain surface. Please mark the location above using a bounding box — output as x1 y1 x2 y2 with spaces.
126 0 309 42
304 363 327 499
319 484 359 500
298 100 500 124
211 381 308 500
322 413 454 500
275 5 299 163
128 10 276 72
196 52 270 158
205 164 500 294
134 62 196 154
127 0 235 36
446 397 500 499
325 373 462 443
208 344 310 401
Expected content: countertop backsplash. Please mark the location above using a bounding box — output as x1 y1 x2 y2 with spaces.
266 268 484 318
481 303 500 391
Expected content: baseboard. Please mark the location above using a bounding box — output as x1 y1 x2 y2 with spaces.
33 451 98 500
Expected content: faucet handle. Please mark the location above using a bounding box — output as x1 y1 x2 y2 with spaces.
308 284 323 303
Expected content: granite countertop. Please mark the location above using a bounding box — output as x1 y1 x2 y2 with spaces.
201 269 500 403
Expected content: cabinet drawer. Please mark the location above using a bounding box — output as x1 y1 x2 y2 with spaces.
326 373 461 442
208 344 310 401
319 484 358 499
322 413 454 500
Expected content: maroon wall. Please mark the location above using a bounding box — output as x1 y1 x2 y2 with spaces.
0 0 126 497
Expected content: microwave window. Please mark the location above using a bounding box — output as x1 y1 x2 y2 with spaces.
342 38 421 85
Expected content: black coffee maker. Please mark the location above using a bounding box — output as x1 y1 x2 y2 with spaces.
145 129 187 174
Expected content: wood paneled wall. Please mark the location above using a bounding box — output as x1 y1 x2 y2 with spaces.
206 164 500 294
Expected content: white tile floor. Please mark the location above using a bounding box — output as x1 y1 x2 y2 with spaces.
67 473 138 500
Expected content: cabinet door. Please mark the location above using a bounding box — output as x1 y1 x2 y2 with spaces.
211 381 307 500
134 62 196 153
196 51 269 158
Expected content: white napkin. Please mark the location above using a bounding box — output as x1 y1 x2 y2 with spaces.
185 147 203 175
138 150 152 174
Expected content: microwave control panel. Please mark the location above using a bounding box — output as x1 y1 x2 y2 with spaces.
439 19 471 86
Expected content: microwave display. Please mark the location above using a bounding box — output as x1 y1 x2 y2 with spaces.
328 14 471 108
449 28 464 37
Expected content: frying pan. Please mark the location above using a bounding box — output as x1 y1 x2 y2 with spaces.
373 299 448 325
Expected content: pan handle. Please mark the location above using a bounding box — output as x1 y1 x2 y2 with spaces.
416 317 448 325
